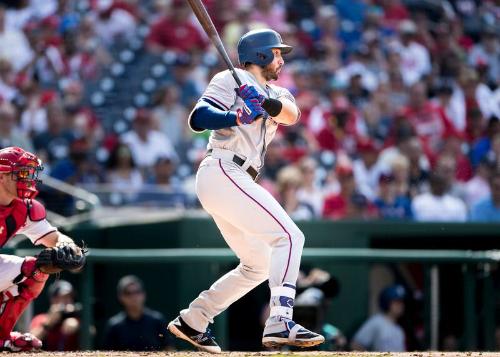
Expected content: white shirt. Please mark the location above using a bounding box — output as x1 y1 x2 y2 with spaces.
412 192 467 222
121 130 177 169
352 313 405 352
353 159 387 201
463 176 490 208
397 41 431 86
0 29 34 72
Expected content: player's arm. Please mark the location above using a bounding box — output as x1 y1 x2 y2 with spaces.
237 84 299 126
189 98 264 131
36 231 75 248
188 99 239 132
263 97 299 126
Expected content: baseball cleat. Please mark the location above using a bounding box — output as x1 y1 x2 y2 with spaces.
0 332 43 352
167 316 221 353
262 319 325 348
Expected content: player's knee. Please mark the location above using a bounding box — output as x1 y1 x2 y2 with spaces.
239 263 268 282
289 227 305 249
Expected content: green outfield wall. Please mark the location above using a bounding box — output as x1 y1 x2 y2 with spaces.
13 218 500 351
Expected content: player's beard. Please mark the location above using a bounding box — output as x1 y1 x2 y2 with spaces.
262 64 281 81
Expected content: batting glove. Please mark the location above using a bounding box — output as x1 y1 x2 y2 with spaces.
236 97 265 125
237 84 265 104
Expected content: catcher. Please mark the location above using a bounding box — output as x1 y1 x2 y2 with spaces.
0 147 86 352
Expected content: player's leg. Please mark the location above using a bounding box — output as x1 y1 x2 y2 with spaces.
197 159 324 348
180 212 271 329
197 159 304 287
0 254 47 352
169 213 270 353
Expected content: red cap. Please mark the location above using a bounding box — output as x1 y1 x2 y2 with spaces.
356 139 378 153
335 164 353 177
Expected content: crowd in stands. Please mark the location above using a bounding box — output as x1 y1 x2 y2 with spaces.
0 0 498 221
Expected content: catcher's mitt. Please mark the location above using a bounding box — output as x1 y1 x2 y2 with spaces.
36 242 87 274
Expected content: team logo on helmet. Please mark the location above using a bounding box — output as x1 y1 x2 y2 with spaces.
0 147 43 199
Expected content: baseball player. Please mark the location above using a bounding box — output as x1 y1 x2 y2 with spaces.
0 146 86 352
168 29 325 352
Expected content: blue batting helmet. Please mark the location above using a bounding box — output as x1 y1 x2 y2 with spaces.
237 29 293 67
379 284 406 312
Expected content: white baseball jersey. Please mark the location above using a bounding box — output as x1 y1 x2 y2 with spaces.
189 68 298 170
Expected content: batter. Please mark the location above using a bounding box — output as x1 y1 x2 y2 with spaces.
168 29 325 352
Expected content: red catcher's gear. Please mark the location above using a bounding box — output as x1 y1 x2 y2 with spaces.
0 257 48 341
0 198 28 248
0 147 43 199
0 332 42 352
0 199 48 248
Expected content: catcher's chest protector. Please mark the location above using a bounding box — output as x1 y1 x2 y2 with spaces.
0 199 28 248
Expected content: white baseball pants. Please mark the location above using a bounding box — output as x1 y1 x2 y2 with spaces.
0 255 24 292
180 152 305 332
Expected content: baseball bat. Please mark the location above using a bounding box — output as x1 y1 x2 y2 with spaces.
186 0 242 87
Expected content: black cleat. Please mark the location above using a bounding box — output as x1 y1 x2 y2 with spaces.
167 316 222 353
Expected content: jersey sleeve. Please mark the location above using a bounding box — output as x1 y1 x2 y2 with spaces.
188 70 237 132
17 218 57 245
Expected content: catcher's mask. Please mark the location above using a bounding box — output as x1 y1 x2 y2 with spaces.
0 147 43 199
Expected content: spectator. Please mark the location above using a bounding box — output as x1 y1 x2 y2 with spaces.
147 156 176 187
296 157 324 217
434 154 464 199
276 165 315 220
152 86 189 150
50 138 103 185
0 5 34 72
30 280 81 351
468 27 499 84
323 164 375 220
19 76 49 136
412 172 467 222
105 143 143 203
470 170 500 222
104 275 172 351
121 109 177 172
250 0 287 32
146 0 207 54
33 100 75 163
223 4 266 51
374 173 412 220
390 154 410 198
93 0 137 46
393 20 431 86
463 158 493 208
0 102 33 150
62 79 103 149
0 58 17 102
353 139 385 201
351 284 406 352
402 82 453 157
260 139 288 182
470 116 499 168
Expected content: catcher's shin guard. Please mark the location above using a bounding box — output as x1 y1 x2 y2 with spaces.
0 257 48 339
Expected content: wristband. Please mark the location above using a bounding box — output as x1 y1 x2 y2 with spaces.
261 98 283 117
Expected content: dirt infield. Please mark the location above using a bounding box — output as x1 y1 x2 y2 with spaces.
6 352 499 357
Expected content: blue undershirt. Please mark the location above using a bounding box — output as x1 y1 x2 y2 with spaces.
189 98 237 131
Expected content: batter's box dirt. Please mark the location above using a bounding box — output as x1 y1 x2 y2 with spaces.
3 351 498 357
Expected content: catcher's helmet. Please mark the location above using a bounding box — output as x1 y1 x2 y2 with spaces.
0 146 43 199
237 29 292 67
379 284 405 312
